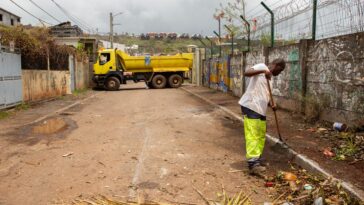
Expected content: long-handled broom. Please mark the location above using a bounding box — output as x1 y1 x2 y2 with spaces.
266 78 288 148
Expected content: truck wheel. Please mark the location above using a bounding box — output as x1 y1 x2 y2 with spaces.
168 74 183 88
105 77 120 91
146 82 154 89
152 74 167 89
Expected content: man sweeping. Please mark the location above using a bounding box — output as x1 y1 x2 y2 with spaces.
238 59 286 176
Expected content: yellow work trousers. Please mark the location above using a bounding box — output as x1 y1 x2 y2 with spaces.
243 116 266 159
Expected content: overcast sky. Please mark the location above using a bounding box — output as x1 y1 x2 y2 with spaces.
0 0 282 35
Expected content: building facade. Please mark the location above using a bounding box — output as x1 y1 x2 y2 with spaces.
0 7 21 26
50 22 83 37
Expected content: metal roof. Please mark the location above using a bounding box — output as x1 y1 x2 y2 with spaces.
0 7 21 19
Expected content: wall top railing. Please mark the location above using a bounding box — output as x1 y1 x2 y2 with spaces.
0 45 21 54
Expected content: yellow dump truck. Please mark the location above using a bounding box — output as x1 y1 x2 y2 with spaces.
93 49 193 90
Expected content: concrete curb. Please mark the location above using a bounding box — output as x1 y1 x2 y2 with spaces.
181 87 364 201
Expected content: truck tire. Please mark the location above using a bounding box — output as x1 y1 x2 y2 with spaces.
151 74 167 89
146 82 154 89
168 74 183 88
105 77 120 91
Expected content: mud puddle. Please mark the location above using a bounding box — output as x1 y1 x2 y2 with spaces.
32 118 68 135
2 116 77 145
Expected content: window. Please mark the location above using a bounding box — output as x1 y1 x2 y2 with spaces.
0 14 3 22
99 53 110 65
11 19 14 26
17 18 20 22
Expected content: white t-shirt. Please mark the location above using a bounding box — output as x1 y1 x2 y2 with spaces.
238 63 272 116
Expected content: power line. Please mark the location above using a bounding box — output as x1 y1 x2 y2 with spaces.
50 0 93 33
28 0 62 24
50 0 91 31
8 0 53 26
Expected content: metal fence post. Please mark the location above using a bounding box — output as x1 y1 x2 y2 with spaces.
224 25 234 56
197 38 208 61
205 36 214 59
218 18 222 58
240 15 250 52
205 36 214 87
213 31 221 58
312 0 318 40
261 2 274 47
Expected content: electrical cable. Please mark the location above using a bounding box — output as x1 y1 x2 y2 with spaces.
8 0 53 26
50 0 93 33
28 0 62 24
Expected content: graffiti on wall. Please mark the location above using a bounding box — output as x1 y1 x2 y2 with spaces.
209 58 218 89
218 56 230 93
307 34 364 115
230 56 243 97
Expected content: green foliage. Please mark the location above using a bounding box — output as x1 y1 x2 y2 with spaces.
0 25 75 69
72 88 88 96
260 33 271 46
111 35 204 54
0 111 9 120
15 103 30 111
76 42 85 52
334 133 361 161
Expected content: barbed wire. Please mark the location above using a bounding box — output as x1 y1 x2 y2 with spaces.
245 0 364 45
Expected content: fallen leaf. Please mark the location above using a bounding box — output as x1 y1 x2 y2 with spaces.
323 148 335 157
284 172 297 181
62 152 74 157
317 128 328 132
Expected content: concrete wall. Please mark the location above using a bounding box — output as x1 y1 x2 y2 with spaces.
22 57 90 102
269 44 302 112
75 58 90 90
199 32 364 125
306 33 364 124
230 55 243 97
22 70 70 102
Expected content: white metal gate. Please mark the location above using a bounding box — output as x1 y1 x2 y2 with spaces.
0 46 22 109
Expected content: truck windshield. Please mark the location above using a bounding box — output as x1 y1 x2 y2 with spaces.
99 53 110 65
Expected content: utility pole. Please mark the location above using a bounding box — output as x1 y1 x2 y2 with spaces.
110 12 114 48
110 12 124 49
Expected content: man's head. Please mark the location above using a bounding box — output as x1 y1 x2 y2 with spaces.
269 58 286 76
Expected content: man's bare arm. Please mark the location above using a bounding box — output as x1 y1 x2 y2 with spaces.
244 68 272 79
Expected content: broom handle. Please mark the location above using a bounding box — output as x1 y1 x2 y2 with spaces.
266 78 283 141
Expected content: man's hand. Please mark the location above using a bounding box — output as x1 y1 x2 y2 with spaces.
271 104 277 111
265 70 272 80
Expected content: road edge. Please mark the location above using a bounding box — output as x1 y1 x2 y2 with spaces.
23 92 100 126
181 86 364 201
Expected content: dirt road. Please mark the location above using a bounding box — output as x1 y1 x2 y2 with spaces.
0 83 290 204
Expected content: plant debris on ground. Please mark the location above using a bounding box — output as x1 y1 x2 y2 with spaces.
308 123 364 163
58 187 252 205
265 165 362 205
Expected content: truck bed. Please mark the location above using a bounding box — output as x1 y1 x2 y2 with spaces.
117 51 193 73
